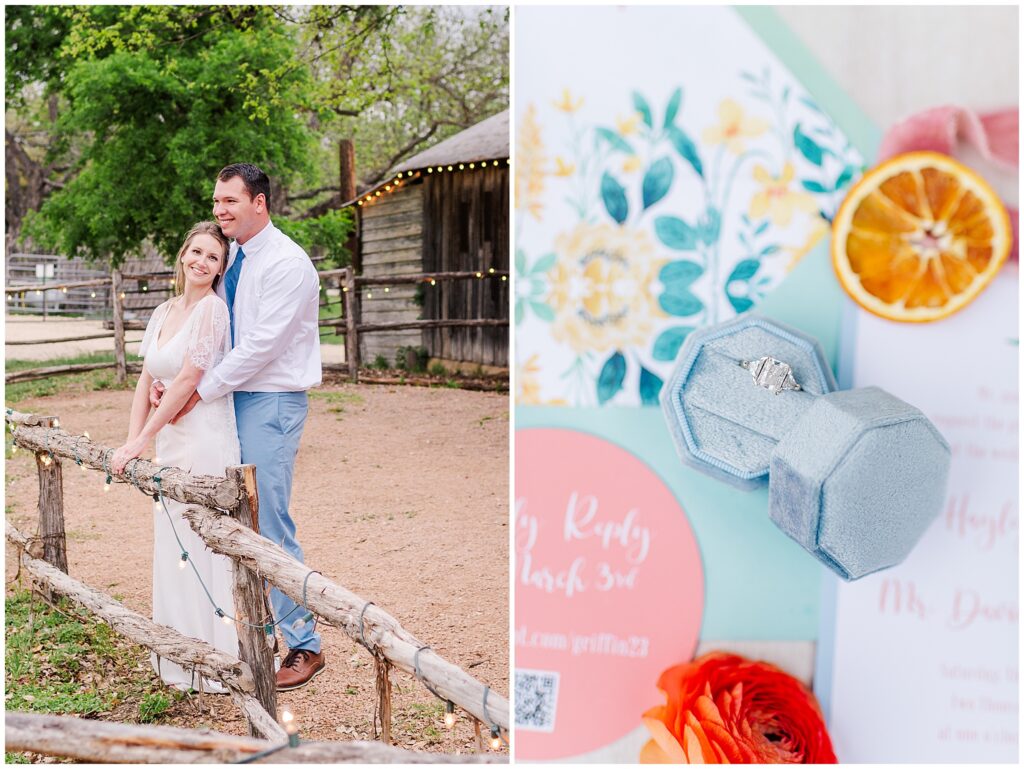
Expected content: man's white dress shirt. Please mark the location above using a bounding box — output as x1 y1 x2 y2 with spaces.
197 220 322 402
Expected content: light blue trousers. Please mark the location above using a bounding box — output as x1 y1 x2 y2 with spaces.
234 391 320 653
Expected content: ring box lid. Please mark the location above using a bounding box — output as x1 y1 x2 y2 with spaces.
769 387 951 580
661 315 838 490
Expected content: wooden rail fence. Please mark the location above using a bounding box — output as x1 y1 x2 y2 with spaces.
5 267 509 384
5 409 509 763
7 712 501 764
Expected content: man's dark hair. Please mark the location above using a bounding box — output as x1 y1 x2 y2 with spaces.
218 163 271 210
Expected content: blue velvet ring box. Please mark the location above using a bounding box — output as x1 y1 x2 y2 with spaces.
661 314 951 580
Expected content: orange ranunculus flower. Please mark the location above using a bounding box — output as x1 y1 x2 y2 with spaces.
641 652 837 764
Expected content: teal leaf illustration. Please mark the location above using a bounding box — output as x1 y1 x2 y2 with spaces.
652 326 695 361
754 220 770 236
728 295 754 314
725 259 761 314
728 258 760 283
601 172 629 224
531 252 557 274
596 127 635 154
793 123 825 166
700 206 721 245
759 245 781 256
667 125 704 177
654 216 698 251
835 164 857 190
663 87 683 128
515 249 527 273
632 92 653 129
597 352 626 404
515 300 524 326
642 157 674 210
801 179 829 193
530 301 555 322
659 260 704 317
639 366 663 406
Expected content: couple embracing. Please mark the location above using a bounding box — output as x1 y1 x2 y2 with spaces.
111 163 325 692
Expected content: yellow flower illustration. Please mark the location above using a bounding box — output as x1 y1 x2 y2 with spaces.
622 155 642 174
553 157 576 177
553 88 584 114
516 104 547 221
616 112 642 136
516 354 568 406
702 99 769 154
749 163 819 227
546 223 665 355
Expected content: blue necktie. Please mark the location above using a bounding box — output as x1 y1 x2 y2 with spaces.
223 247 246 344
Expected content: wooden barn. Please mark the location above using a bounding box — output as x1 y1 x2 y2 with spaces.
345 110 509 369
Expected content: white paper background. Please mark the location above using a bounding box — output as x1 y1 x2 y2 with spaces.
829 270 1019 762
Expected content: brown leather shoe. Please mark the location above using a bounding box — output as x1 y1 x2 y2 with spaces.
276 648 325 691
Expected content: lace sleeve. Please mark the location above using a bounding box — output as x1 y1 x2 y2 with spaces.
138 301 169 358
186 295 230 370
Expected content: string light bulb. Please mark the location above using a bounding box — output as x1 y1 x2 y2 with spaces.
476 272 483 278
36 290 42 296
427 167 433 173
383 287 389 293
366 292 373 299
444 700 456 728
447 165 453 171
179 553 188 569
490 726 501 750
459 163 465 170
430 279 437 286
281 708 300 747
62 287 68 294
488 267 495 274
11 443 17 455
103 476 112 492
90 292 96 298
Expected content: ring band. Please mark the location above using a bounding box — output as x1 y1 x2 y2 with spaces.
739 356 802 395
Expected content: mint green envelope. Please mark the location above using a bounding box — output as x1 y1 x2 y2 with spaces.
518 7 882 643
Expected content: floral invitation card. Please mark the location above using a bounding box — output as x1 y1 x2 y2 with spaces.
515 5 862 409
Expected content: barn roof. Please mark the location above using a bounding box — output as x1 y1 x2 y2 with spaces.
344 110 509 208
393 110 509 173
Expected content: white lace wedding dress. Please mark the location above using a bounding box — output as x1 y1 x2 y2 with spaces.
138 294 239 692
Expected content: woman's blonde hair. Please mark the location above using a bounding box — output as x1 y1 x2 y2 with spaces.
173 221 230 295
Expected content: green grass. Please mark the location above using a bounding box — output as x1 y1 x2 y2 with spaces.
309 388 364 418
5 352 136 403
318 300 344 345
5 589 183 738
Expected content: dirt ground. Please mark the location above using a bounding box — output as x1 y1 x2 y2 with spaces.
4 379 508 755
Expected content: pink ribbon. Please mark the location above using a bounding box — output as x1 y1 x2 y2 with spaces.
877 106 1019 261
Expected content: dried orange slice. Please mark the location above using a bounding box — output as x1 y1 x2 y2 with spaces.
832 151 1011 322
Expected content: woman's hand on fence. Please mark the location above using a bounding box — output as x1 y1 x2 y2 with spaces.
111 437 148 475
149 381 165 409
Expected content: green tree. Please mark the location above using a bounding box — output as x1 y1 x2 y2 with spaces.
22 6 316 266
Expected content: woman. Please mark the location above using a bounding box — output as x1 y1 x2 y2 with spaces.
112 221 239 692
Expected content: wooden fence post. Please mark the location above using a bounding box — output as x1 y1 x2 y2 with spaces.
111 270 126 385
34 416 68 575
343 267 360 382
225 465 277 736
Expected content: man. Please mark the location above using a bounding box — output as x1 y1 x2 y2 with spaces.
155 163 325 690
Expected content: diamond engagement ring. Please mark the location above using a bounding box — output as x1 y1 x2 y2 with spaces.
739 356 802 395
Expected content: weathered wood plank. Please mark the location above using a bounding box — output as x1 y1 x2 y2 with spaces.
111 270 127 384
33 415 68 574
225 466 277 736
5 712 502 764
6 416 242 510
5 520 257 696
181 506 510 731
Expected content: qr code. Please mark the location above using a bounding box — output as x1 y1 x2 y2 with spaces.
514 668 559 732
